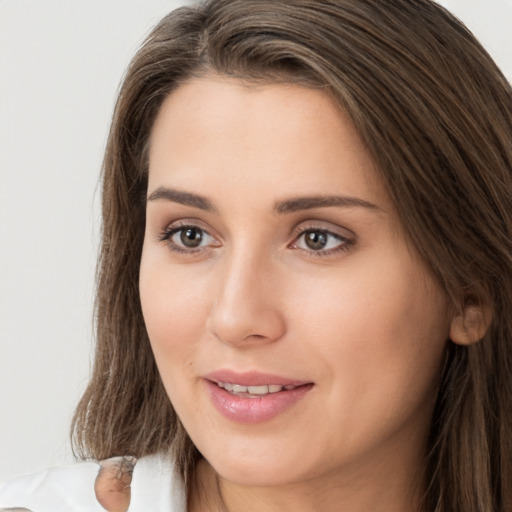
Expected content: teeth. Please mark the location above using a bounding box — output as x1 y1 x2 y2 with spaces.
247 385 269 394
216 382 296 395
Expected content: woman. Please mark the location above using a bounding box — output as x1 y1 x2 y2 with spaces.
1 0 511 511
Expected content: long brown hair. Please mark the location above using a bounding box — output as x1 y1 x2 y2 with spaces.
71 1 512 510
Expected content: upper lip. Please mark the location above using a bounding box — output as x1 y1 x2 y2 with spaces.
204 370 311 387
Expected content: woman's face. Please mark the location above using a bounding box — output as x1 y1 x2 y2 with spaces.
140 76 452 489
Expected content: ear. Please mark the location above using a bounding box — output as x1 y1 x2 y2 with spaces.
449 303 492 345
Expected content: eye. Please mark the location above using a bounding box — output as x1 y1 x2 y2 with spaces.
174 226 207 248
159 223 219 253
292 227 351 255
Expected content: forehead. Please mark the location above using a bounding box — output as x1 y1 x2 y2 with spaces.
147 76 389 210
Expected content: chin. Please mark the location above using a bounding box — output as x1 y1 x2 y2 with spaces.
198 438 323 488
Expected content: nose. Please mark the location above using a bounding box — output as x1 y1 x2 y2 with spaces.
206 251 286 347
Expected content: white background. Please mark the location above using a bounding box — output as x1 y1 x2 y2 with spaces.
1 0 511 482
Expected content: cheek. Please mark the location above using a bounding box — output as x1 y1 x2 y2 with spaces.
289 253 450 415
139 251 212 381
140 266 213 430
290 254 449 347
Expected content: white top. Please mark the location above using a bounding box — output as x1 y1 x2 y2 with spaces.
0 454 186 512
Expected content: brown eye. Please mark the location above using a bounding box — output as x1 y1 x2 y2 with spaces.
163 224 218 253
293 228 349 254
304 231 328 250
180 227 203 248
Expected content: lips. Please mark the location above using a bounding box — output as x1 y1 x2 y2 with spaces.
204 370 314 424
204 370 310 388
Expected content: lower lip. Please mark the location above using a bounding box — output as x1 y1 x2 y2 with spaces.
205 380 313 424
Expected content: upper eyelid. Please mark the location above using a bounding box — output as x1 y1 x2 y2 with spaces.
291 228 349 248
291 221 355 239
162 219 216 236
158 225 219 255
161 224 216 243
290 227 355 257
296 229 345 240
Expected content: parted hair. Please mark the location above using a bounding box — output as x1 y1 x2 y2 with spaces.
71 1 512 510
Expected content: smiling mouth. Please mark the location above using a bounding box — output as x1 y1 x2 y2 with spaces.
215 381 301 398
205 374 314 423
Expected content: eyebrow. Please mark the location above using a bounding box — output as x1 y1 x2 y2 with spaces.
147 187 216 212
274 195 380 214
146 186 380 214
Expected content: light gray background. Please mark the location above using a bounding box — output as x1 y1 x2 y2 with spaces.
1 0 511 482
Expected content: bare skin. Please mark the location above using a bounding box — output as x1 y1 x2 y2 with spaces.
94 456 136 512
140 77 454 512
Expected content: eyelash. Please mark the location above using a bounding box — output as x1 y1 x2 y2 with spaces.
290 226 354 257
157 222 217 254
158 222 354 257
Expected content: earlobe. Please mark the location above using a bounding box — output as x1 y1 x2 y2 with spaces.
449 304 492 345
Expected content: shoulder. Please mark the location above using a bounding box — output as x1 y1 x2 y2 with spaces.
0 453 186 512
0 460 100 512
